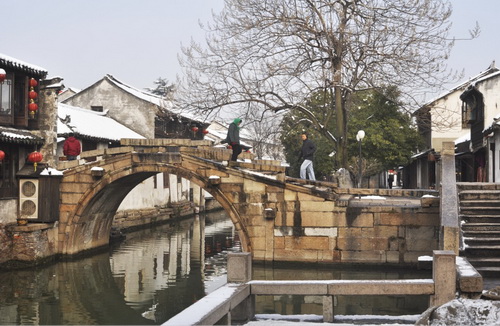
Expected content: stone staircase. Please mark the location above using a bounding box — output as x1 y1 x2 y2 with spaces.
458 183 500 277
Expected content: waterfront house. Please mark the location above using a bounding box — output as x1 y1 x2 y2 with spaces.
62 74 209 139
0 53 63 225
407 62 499 188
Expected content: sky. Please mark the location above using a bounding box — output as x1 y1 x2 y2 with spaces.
0 0 498 98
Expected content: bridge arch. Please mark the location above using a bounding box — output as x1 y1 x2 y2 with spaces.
60 158 251 256
56 143 441 265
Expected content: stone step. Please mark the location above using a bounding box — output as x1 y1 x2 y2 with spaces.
463 230 500 238
460 207 500 215
460 200 500 207
466 257 500 267
457 182 500 191
463 246 500 257
460 190 500 201
463 237 500 246
461 216 500 224
462 223 500 231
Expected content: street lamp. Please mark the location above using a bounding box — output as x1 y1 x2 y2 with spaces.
356 130 365 188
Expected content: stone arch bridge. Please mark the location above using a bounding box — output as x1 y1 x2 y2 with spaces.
57 139 440 264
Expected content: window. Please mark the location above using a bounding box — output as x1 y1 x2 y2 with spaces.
462 95 477 127
91 106 103 112
0 79 13 124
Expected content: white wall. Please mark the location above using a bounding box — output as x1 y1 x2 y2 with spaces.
117 173 192 211
430 91 469 151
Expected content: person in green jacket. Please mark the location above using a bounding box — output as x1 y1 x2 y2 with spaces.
226 118 242 161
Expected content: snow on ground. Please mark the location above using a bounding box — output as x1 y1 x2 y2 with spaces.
244 313 419 325
243 298 500 325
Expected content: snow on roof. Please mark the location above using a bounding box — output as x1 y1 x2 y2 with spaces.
0 53 48 74
59 87 81 95
423 63 499 107
0 126 44 145
105 74 204 123
58 103 146 141
454 132 471 145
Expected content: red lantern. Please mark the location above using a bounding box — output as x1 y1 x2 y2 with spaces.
29 78 38 87
0 150 5 161
28 151 43 171
29 89 38 99
202 129 209 134
28 101 38 113
191 126 199 132
0 69 5 83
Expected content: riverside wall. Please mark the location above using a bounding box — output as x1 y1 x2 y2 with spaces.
268 190 440 265
0 200 202 268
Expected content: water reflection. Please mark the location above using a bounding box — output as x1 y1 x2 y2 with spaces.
0 210 239 325
0 209 431 325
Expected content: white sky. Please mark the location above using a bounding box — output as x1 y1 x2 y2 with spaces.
0 0 498 99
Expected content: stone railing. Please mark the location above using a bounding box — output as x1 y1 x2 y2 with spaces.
164 251 457 325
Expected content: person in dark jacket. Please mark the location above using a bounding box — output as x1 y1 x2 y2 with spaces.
299 132 316 180
226 118 242 161
63 132 81 160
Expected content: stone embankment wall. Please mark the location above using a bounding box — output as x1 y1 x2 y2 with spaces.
112 201 193 232
269 189 440 265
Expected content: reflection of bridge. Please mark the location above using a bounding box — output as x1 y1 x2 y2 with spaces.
58 139 440 264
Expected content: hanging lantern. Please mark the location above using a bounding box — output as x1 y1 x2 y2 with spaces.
0 150 5 161
191 126 199 132
202 129 209 134
29 89 38 99
28 100 38 116
29 78 38 87
28 151 43 171
0 69 5 83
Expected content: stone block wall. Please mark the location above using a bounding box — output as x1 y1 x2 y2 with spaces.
0 223 58 266
270 191 440 265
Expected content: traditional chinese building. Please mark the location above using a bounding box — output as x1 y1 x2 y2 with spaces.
0 53 62 224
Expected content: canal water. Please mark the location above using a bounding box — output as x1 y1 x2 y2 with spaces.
0 209 431 325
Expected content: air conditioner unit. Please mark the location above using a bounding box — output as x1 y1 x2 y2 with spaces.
19 179 39 219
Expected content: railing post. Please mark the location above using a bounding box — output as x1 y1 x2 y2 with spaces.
323 296 334 323
227 252 252 283
431 250 456 306
439 142 460 254
227 252 254 324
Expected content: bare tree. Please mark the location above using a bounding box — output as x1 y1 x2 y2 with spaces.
176 0 474 168
244 109 286 160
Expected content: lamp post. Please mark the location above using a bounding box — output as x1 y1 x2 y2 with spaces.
356 130 365 188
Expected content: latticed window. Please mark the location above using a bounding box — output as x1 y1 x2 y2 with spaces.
0 78 13 124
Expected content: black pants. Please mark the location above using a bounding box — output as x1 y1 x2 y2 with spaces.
231 144 242 161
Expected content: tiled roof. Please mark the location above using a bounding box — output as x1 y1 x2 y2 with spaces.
58 103 146 142
0 53 48 77
105 74 204 123
0 126 44 145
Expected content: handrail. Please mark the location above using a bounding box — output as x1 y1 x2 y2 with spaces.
163 251 456 325
249 279 435 296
